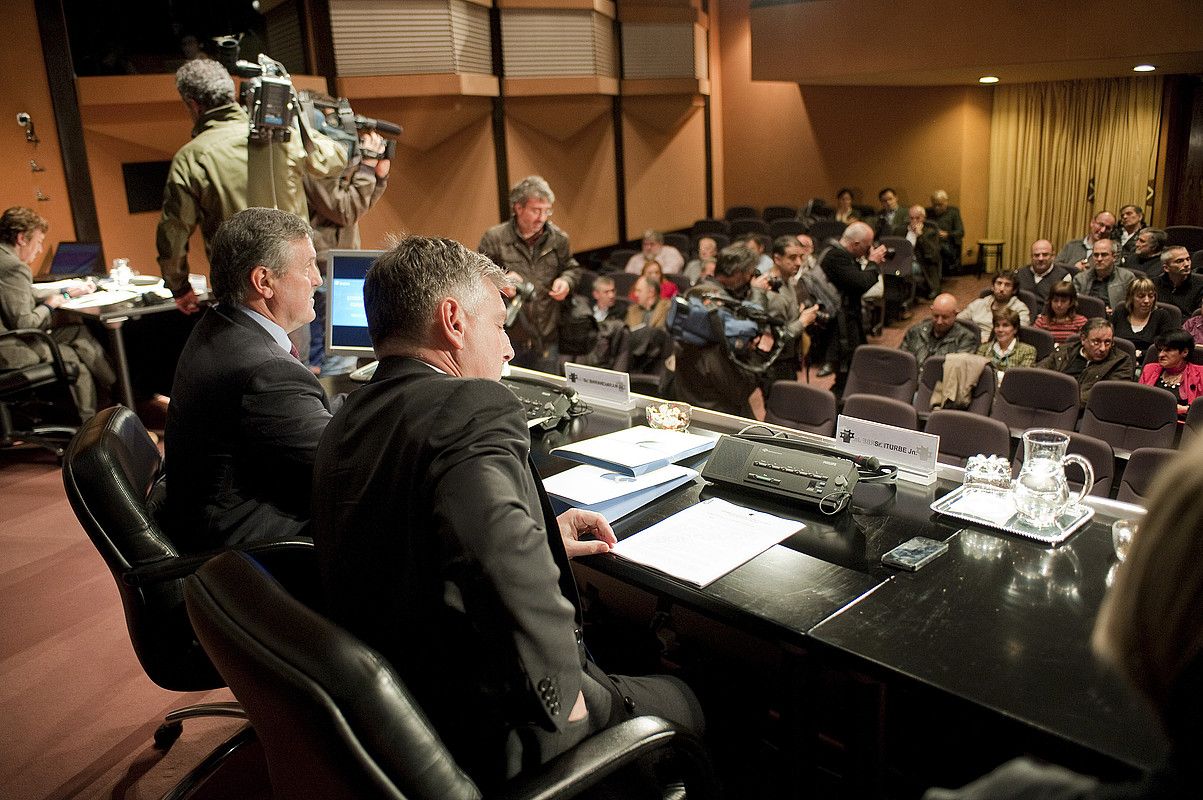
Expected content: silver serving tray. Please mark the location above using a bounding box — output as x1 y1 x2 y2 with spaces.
930 484 1094 545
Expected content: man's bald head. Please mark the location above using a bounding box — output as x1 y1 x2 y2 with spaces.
930 292 959 337
1030 239 1054 274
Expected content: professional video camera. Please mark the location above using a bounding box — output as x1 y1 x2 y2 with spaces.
212 34 402 157
667 293 788 375
213 35 296 143
303 93 401 161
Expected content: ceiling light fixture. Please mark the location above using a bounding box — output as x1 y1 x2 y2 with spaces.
978 76 1000 84
1133 64 1156 72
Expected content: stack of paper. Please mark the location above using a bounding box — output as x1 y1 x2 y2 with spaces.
550 425 716 476
543 464 698 522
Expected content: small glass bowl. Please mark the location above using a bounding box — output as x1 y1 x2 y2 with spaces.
1112 519 1138 562
645 401 692 431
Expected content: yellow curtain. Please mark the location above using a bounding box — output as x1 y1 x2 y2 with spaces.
986 77 1163 271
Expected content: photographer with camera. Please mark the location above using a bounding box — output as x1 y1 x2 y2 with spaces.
752 236 821 395
479 176 581 373
818 221 887 392
156 57 346 315
673 245 771 417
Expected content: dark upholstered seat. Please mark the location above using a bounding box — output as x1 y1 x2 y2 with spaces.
1078 381 1177 453
925 409 1011 467
843 394 919 430
1117 447 1177 504
62 405 317 795
843 345 918 404
989 367 1080 433
186 551 718 800
764 380 838 436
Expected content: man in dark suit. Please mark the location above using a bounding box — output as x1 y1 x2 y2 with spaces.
819 221 886 391
1015 239 1071 306
313 236 703 789
892 205 942 299
164 208 336 553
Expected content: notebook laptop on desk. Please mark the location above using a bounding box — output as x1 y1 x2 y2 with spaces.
35 242 106 281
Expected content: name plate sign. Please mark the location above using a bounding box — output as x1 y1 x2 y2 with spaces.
836 414 939 484
563 362 635 410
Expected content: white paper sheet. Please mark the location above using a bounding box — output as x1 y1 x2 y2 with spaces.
62 289 141 309
610 497 804 587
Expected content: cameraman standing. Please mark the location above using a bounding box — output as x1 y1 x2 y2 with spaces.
156 58 346 315
753 236 820 395
674 245 769 417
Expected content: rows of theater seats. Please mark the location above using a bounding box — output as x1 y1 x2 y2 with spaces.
763 344 1192 505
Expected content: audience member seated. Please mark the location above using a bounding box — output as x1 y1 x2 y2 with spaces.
313 235 704 790
834 188 861 224
754 235 820 391
1184 300 1203 347
1110 276 1177 362
1034 281 1089 345
734 232 773 274
683 236 718 286
957 271 1030 343
558 275 626 369
0 207 115 420
873 187 904 239
976 307 1036 377
1154 246 1203 320
900 293 979 369
625 276 671 330
1126 227 1167 276
925 445 1203 799
624 229 684 275
1139 330 1203 419
164 208 338 552
1036 317 1134 409
1014 239 1071 305
629 260 678 301
1055 210 1115 272
926 189 964 275
894 205 942 299
1113 203 1146 258
1072 238 1134 316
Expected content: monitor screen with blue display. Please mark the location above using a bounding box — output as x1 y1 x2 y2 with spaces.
326 249 384 358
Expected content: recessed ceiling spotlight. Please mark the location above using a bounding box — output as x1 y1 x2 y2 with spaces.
1133 64 1156 72
979 76 1000 84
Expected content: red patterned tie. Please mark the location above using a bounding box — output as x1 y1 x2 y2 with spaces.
289 344 301 361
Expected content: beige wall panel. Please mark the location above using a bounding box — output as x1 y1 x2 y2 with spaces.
1 0 76 266
622 95 707 239
715 0 992 258
347 96 498 249
504 96 618 251
80 100 196 278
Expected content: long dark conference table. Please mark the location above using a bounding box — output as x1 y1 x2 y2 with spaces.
510 369 1166 796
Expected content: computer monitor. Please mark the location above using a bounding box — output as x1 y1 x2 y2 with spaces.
326 249 384 358
47 242 105 278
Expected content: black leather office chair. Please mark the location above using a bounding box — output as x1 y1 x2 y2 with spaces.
186 551 718 800
0 327 81 458
61 406 317 796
